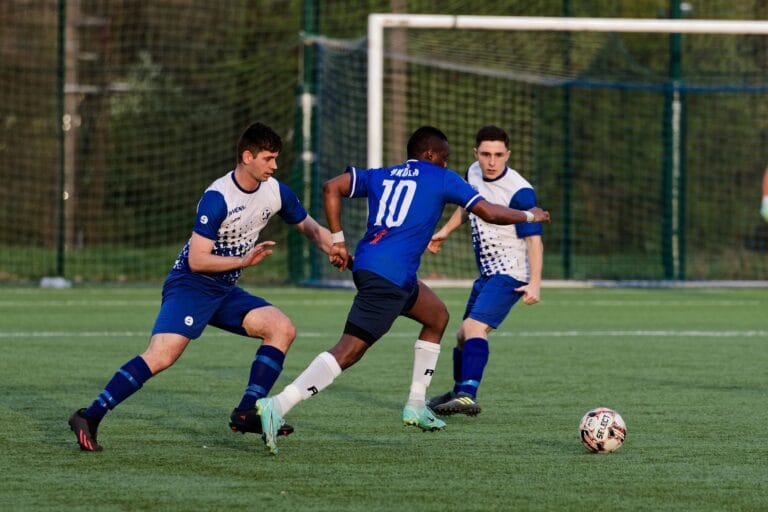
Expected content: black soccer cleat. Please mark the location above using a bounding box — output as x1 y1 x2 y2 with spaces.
68 408 103 452
427 390 456 410
432 392 482 417
229 408 294 437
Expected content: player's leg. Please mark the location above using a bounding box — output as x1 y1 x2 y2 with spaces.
68 333 190 452
68 273 218 451
434 274 524 416
256 270 430 453
207 288 296 437
428 276 485 410
262 270 403 422
399 280 448 431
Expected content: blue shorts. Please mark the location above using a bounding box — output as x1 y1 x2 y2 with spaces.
463 274 525 329
344 270 419 345
151 271 271 339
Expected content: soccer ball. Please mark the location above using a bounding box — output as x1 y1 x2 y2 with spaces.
579 407 626 453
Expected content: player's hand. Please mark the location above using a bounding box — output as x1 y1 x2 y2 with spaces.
240 241 275 268
761 197 768 222
427 233 447 254
329 243 350 272
528 207 550 223
515 283 540 305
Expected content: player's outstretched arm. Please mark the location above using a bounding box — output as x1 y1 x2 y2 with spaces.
239 241 276 269
470 199 550 225
427 207 468 254
294 215 334 255
187 232 275 272
322 173 353 271
515 235 543 305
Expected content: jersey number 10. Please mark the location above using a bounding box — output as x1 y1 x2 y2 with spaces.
374 179 417 228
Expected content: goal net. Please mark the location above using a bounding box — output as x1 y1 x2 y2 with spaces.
307 15 768 285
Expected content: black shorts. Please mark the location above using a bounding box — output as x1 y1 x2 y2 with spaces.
344 270 420 345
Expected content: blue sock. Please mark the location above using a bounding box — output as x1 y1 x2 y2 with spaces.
236 345 285 411
83 355 153 420
457 337 489 398
451 346 462 394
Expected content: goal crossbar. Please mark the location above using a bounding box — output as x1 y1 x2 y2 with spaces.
367 14 768 167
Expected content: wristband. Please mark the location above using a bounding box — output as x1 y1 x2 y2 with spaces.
331 231 345 244
524 210 535 222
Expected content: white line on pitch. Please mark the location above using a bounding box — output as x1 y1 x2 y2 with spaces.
1 330 765 339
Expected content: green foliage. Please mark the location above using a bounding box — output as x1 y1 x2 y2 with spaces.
2 0 768 282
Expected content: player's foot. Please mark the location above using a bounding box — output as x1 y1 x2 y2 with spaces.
229 408 294 437
68 408 103 452
427 390 456 410
256 398 283 455
402 404 446 432
432 392 481 416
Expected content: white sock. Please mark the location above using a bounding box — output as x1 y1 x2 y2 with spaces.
273 351 342 416
407 340 441 407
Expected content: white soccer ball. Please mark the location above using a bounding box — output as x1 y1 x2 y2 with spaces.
579 407 626 453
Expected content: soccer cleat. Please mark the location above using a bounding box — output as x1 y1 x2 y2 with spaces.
402 405 446 432
229 408 294 437
432 392 482 416
426 390 456 410
68 409 103 452
256 398 283 455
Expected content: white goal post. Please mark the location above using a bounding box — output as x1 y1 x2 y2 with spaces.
367 14 768 168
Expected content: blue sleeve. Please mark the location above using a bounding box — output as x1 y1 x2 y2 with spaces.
348 166 368 198
444 171 483 209
277 182 308 224
193 190 227 240
510 187 543 237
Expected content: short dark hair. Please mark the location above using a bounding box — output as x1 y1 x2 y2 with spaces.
407 126 448 159
236 122 282 163
475 125 509 148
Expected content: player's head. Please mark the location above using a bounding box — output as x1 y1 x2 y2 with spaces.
407 126 449 167
474 125 510 178
236 122 283 164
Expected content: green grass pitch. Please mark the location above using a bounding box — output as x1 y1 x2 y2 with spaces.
1 285 766 511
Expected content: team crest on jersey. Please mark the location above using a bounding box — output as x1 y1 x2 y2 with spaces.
261 207 273 221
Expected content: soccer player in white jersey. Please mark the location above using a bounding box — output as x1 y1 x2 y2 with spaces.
426 125 544 416
68 122 341 451
253 126 550 454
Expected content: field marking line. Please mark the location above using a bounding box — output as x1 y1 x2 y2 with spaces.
1 330 766 338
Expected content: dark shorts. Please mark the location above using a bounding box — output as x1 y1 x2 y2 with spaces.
463 274 525 329
151 272 271 339
344 270 420 345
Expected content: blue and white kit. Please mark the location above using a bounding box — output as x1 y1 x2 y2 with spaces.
153 171 307 339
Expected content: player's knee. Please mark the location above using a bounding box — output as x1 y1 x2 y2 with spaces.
428 303 449 333
260 316 297 346
140 351 175 374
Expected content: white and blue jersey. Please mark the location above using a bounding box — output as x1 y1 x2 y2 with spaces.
171 171 307 285
466 162 542 282
348 159 482 289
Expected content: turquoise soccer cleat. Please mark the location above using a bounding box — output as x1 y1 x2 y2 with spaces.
256 397 283 455
402 404 446 432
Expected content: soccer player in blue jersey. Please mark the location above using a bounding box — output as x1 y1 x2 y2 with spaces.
426 125 544 416
68 122 340 452
254 126 550 454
